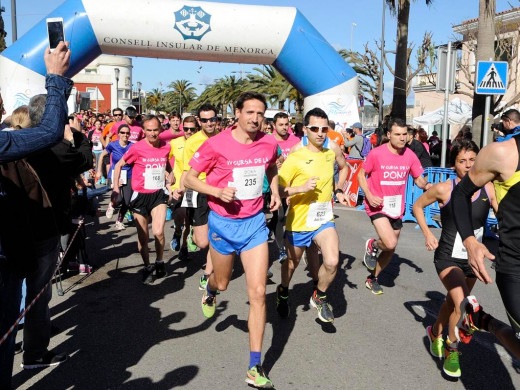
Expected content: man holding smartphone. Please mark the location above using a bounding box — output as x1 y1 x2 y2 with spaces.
0 41 72 387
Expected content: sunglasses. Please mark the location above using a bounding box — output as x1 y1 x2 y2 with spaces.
114 113 123 117
306 126 329 133
119 131 130 135
200 117 218 123
184 127 197 132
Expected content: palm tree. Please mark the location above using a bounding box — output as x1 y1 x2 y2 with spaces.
472 0 496 147
146 88 164 113
386 0 433 120
248 65 293 109
166 79 197 114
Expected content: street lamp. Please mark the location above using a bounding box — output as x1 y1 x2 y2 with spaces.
378 0 386 126
114 67 120 109
350 22 357 53
137 81 142 114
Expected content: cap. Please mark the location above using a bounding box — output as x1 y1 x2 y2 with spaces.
125 107 137 118
352 122 362 129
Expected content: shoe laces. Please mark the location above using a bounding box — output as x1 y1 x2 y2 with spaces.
204 294 215 305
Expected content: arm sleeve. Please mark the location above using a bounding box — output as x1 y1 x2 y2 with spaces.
452 174 481 241
0 75 73 163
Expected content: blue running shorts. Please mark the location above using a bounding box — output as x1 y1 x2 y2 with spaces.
208 211 268 255
285 221 336 248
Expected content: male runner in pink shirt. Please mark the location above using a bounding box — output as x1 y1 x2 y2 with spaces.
111 115 172 284
159 112 183 142
358 117 431 294
185 92 280 389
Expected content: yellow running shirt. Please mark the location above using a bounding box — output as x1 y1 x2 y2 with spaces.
183 130 209 182
169 136 185 190
279 146 335 232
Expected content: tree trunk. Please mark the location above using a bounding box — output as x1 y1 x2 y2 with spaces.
472 0 495 147
390 0 410 121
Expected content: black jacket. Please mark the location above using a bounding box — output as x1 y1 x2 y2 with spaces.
407 139 432 169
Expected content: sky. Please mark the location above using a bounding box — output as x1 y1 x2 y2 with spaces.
0 0 517 106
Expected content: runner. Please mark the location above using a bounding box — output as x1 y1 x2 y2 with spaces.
451 108 520 361
110 107 144 144
168 115 198 261
96 124 134 230
182 103 218 290
111 115 172 284
413 139 497 377
276 107 348 323
159 112 182 142
269 112 300 262
184 92 280 389
358 117 431 295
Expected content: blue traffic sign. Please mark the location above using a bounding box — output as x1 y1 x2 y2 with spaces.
476 61 508 95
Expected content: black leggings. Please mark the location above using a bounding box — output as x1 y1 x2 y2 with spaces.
496 271 520 337
116 178 133 222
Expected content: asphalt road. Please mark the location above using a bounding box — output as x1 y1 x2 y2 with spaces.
11 204 519 389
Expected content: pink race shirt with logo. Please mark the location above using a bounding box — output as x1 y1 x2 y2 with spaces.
362 144 423 219
159 129 184 142
189 130 278 219
111 121 144 143
123 139 171 194
90 129 103 151
274 133 300 159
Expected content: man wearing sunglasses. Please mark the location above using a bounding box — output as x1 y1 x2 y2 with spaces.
101 107 123 147
182 103 218 290
168 116 198 260
184 92 280 388
110 107 144 144
277 107 349 324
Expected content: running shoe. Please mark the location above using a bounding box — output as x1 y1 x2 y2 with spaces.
79 264 92 275
199 275 208 291
456 295 481 343
170 233 181 251
178 246 189 261
365 276 384 295
187 229 198 252
21 350 68 369
276 285 290 318
142 265 155 285
278 248 287 263
166 207 173 221
114 221 126 230
106 204 115 219
125 211 134 222
245 365 273 389
201 291 216 318
310 291 334 323
363 238 379 271
100 176 107 185
443 348 461 377
155 262 166 279
427 325 444 359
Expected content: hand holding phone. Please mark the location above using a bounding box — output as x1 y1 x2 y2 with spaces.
47 17 65 52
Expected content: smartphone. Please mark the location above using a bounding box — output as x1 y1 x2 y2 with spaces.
46 17 65 52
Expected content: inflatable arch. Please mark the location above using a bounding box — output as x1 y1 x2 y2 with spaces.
0 0 359 125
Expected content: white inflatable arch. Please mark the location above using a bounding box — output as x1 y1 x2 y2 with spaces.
0 0 359 124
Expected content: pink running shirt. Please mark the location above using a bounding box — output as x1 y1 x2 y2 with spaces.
111 120 144 143
274 133 300 159
123 139 171 194
189 129 278 218
362 144 423 219
90 129 103 151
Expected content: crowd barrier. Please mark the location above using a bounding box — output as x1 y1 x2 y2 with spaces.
356 167 498 237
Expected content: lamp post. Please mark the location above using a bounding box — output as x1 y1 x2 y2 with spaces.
114 68 120 109
350 22 357 53
137 81 142 114
378 0 385 126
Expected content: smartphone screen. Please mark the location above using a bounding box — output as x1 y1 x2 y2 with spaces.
47 21 64 50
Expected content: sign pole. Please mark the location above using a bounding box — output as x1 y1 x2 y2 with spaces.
440 41 452 168
483 95 491 147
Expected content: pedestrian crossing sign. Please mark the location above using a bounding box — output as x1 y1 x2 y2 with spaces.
476 61 508 95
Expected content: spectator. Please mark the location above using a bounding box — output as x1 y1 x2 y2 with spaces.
344 122 364 159
0 41 72 390
327 120 345 153
406 126 432 168
417 128 430 153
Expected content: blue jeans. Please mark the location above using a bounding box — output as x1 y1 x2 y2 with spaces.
23 236 60 362
0 261 22 389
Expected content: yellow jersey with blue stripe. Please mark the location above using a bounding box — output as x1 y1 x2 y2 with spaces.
183 131 208 182
169 136 185 190
279 146 335 232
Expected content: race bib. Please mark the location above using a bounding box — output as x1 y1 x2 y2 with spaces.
382 195 402 218
181 189 199 208
144 166 165 190
452 227 484 259
111 169 127 185
93 141 103 151
229 166 264 200
306 201 333 228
